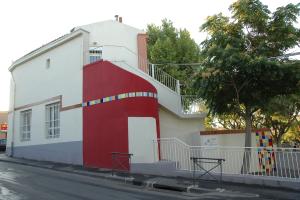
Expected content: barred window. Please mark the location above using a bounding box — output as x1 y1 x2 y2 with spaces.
89 47 102 63
45 102 60 138
20 110 32 141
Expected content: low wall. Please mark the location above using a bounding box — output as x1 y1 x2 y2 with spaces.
6 141 83 165
199 130 265 147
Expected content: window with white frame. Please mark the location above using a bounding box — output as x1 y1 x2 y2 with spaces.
89 47 102 63
20 110 32 141
45 102 60 138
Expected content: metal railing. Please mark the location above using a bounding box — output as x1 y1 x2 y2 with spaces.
111 152 133 175
154 138 300 179
89 45 181 94
181 95 206 114
88 45 207 114
143 63 180 94
191 157 225 187
138 55 180 94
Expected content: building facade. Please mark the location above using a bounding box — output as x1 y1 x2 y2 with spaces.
0 111 8 150
7 19 206 168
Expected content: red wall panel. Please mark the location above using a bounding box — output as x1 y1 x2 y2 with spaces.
83 61 160 169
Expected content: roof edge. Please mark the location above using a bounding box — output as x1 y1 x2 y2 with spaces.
75 20 145 34
9 28 89 72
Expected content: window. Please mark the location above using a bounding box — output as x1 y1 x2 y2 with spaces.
89 47 102 63
20 110 32 141
45 102 60 138
46 58 51 69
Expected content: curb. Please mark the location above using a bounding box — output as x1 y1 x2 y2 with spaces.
0 158 132 184
0 158 298 195
0 158 195 193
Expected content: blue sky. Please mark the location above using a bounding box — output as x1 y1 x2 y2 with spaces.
0 0 299 111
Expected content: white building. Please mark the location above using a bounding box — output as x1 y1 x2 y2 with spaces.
7 19 206 168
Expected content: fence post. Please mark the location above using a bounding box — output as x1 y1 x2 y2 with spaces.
192 158 195 186
151 64 155 78
176 80 180 94
153 140 157 162
220 160 223 189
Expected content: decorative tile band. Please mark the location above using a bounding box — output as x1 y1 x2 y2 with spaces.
82 92 158 107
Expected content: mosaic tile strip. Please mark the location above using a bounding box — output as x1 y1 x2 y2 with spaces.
82 92 158 107
256 131 276 174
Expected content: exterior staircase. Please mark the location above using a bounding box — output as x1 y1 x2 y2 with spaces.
99 45 206 118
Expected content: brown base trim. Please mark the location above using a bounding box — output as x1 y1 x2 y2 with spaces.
200 128 270 135
60 104 82 111
14 95 81 112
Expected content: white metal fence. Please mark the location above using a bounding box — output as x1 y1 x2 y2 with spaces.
154 138 300 179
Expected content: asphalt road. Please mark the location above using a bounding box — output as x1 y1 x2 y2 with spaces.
0 161 299 200
0 161 196 200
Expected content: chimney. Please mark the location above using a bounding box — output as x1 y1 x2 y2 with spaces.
114 15 119 21
119 17 122 23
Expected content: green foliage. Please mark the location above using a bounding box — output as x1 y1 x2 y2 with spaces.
205 113 246 130
196 0 300 116
146 19 200 94
204 111 265 130
261 94 300 145
196 0 300 151
283 120 300 145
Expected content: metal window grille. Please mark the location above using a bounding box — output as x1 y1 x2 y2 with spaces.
20 110 32 141
89 47 102 63
45 102 60 139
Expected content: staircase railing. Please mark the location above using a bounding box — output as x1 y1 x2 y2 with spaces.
92 45 180 94
145 63 180 94
94 45 206 115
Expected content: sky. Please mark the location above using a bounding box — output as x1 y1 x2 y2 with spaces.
0 0 299 111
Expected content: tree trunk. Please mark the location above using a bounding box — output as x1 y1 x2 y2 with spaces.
241 106 252 174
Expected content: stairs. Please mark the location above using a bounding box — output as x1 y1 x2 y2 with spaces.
100 45 206 118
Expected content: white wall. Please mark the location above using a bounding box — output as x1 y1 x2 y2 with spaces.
78 20 143 69
200 133 258 147
13 102 82 147
78 21 184 116
128 117 158 163
13 35 85 107
79 21 205 119
199 133 263 174
159 107 204 145
6 113 13 148
8 34 87 148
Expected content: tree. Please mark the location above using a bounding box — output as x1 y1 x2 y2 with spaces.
147 19 200 94
196 0 300 173
261 94 300 146
282 120 300 146
205 112 265 130
205 94 300 146
205 113 245 129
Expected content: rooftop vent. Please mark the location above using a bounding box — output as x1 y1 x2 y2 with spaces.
114 15 122 23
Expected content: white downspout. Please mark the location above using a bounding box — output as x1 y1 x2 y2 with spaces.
10 72 16 157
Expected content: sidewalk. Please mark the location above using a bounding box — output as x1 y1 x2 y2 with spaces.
0 154 299 200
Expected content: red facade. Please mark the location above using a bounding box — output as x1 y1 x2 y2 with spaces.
83 61 160 169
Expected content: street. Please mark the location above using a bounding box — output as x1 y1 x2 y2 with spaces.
0 161 195 200
0 160 299 200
